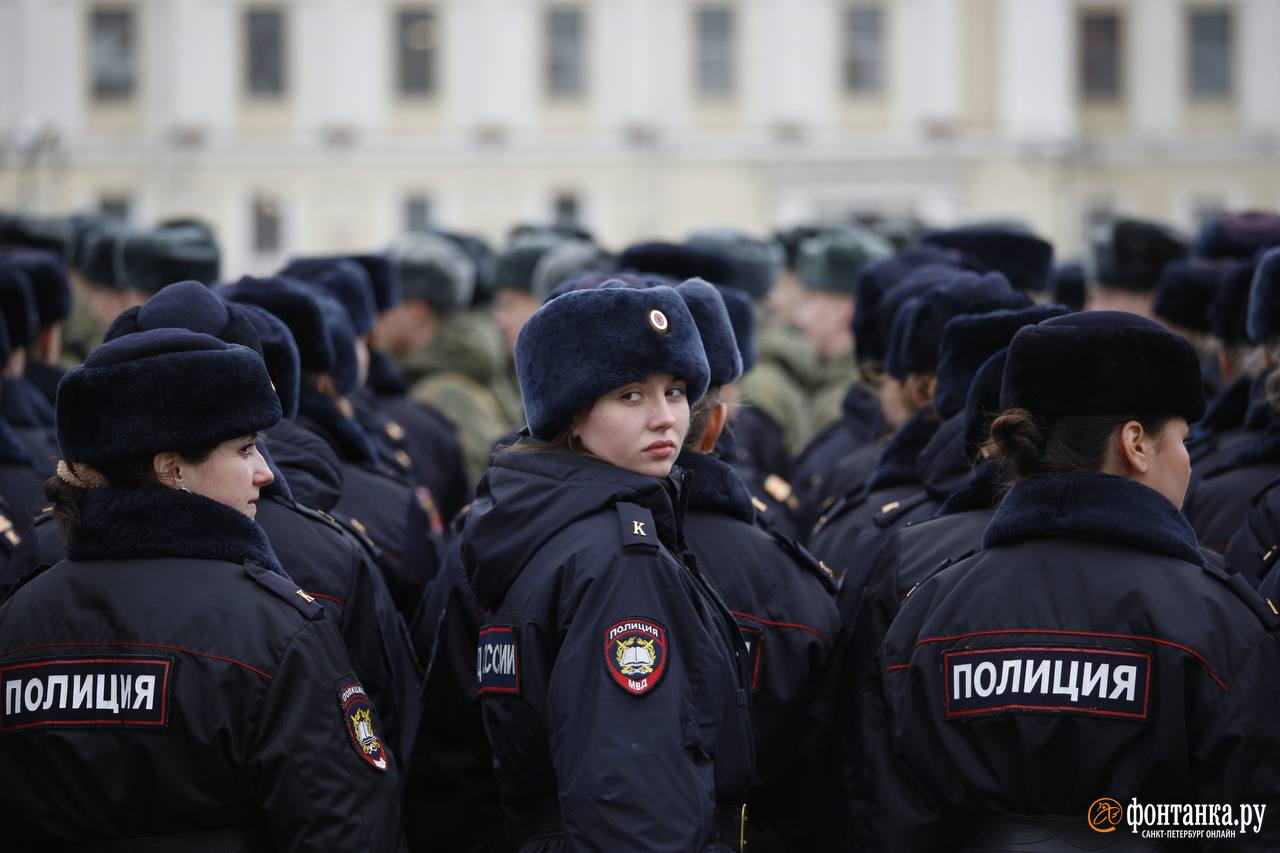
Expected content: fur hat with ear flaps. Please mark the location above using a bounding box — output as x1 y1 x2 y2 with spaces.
56 329 281 468
1247 248 1280 344
676 278 742 387
1000 311 1205 423
515 282 710 440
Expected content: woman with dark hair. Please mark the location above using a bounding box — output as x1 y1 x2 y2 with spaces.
0 329 405 852
866 312 1280 852
462 282 753 852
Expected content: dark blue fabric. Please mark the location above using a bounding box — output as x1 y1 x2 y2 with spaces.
67 485 282 574
1193 373 1252 439
283 257 378 338
1 375 54 427
1248 248 1280 342
866 408 941 492
922 225 1053 292
263 417 344 511
984 471 1204 567
367 349 409 396
677 449 754 524
0 418 36 467
297 387 379 467
937 459 1005 516
915 413 971 501
677 278 742 386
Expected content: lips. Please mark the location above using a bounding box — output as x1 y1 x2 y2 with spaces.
643 440 676 458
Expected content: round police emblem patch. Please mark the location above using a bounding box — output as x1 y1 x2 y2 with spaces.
648 309 670 334
339 682 388 772
604 618 668 696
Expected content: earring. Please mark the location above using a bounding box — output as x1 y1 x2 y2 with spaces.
179 485 190 493
1138 463 1148 474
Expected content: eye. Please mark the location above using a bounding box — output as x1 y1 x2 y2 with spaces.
665 385 686 399
620 390 643 402
240 441 257 457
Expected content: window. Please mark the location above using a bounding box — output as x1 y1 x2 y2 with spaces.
1187 9 1232 99
396 8 438 98
252 194 283 254
545 7 585 99
1080 12 1122 100
695 6 735 98
245 7 286 98
842 6 884 94
99 194 132 223
90 7 136 101
404 194 433 232
553 191 580 226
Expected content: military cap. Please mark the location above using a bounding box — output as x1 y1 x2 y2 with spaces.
516 283 710 440
352 253 401 313
508 222 595 245
1089 218 1189 294
56 329 281 468
923 224 1054 292
115 220 221 294
851 248 965 364
429 229 496 307
795 229 893 294
714 284 756 372
687 229 783 299
389 231 476 313
1195 211 1280 261
0 249 71 327
866 262 968 369
676 278 742 387
1208 260 1256 346
1247 248 1280 343
963 348 1010 460
496 231 572 293
234 303 302 419
281 256 378 337
1001 311 1205 422
70 216 125 287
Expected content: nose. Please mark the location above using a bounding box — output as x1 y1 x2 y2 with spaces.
649 395 677 431
251 448 275 487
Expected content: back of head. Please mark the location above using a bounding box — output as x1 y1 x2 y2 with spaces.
221 275 338 387
1195 211 1280 261
0 264 40 349
352 253 401 313
389 231 477 314
1153 258 1227 334
0 249 73 328
1088 217 1189 294
686 228 784 299
923 223 1054 293
115 221 221 295
281 256 378 337
1051 262 1086 312
794 228 892 295
617 241 737 289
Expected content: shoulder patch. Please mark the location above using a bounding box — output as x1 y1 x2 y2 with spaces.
244 561 324 620
616 502 659 551
1 655 173 731
605 618 668 696
338 681 389 772
476 626 521 695
944 646 1151 720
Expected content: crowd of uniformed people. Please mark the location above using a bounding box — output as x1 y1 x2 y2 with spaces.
0 206 1278 851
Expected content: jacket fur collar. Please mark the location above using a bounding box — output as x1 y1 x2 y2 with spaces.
297 386 380 466
678 449 754 524
866 408 941 492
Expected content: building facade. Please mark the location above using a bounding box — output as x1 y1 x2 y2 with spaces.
2 0 1279 274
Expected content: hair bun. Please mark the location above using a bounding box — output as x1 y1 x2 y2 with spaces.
986 407 1049 479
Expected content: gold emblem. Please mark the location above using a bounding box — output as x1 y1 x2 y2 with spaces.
385 421 405 441
763 474 792 503
880 500 901 514
750 496 768 513
632 520 647 537
296 589 315 603
349 517 368 535
394 450 413 469
615 636 658 676
648 308 670 333
337 398 355 419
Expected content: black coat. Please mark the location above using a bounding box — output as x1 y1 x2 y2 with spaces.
792 382 886 531
678 450 841 852
1232 476 1280 591
0 417 45 534
0 487 405 852
464 448 753 853
867 472 1280 852
1184 417 1280 554
0 375 59 474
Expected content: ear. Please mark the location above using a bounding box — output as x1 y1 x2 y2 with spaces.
699 401 729 453
1114 420 1151 476
153 451 182 488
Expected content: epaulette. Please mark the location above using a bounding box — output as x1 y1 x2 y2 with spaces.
811 489 868 536
769 528 837 594
615 502 659 552
872 491 933 529
244 560 324 620
320 509 383 563
763 474 800 511
1201 557 1280 630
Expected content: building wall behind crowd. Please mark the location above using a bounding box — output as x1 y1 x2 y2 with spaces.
2 0 1279 273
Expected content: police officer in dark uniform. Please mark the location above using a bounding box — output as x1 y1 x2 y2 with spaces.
672 278 842 852
0 249 72 406
0 306 46 537
0 329 405 851
464 283 753 851
865 312 1280 851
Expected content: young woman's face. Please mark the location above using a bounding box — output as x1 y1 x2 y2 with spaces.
573 373 691 477
1133 417 1192 509
180 434 274 519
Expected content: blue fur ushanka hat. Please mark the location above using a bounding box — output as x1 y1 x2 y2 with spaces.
56 329 281 467
687 229 783 299
714 284 756 373
1195 211 1280 261
235 303 301 419
282 256 378 337
1001 311 1205 422
0 263 39 348
0 212 72 258
352 253 400 313
115 221 221 294
1052 262 1086 312
0 249 72 327
934 304 1070 419
676 278 742 387
1208 260 1255 346
1247 248 1280 343
1089 218 1189 294
1153 258 1228 334
618 241 736 289
221 275 347 389
515 283 710 440
922 225 1054 292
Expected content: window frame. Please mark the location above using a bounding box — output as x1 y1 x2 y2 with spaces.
244 5 288 101
544 5 587 101
841 4 885 97
88 4 138 102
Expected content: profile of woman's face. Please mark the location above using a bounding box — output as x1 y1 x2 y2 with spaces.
174 434 274 519
573 373 691 477
1134 417 1192 509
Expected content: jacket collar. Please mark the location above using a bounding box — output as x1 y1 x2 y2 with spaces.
1193 372 1251 439
263 418 344 511
677 449 755 524
916 413 972 500
67 485 283 573
297 386 380 466
938 458 1006 515
866 407 941 492
366 349 409 397
1216 415 1280 473
983 470 1204 567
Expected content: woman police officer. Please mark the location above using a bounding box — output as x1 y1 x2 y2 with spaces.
866 311 1280 852
463 282 753 852
0 329 405 852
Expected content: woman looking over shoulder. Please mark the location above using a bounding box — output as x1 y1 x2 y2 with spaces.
462 282 753 853
866 311 1280 853
0 329 405 853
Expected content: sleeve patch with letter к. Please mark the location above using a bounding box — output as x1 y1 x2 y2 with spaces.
339 682 389 771
605 618 668 696
944 646 1151 720
1 656 172 731
477 626 520 695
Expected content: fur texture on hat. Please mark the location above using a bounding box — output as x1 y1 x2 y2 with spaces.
235 303 301 419
0 249 71 327
887 272 1029 380
795 230 892 294
56 329 281 466
1052 262 1086 312
1195 211 1280 261
0 212 72 258
1089 218 1189 294
934 304 1070 419
1247 248 1280 343
851 248 963 363
74 219 125 289
282 256 378 337
687 229 783 299
1208 260 1255 346
352 254 400 313
618 241 736 288
221 275 336 379
1153 259 1227 334
390 232 477 313
431 229 496 307
0 264 39 348
531 240 613 302
964 349 1009 460
497 231 570 293
1000 311 1205 422
115 222 221 294
515 283 710 439
923 225 1054 292
715 285 756 373
677 278 742 387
